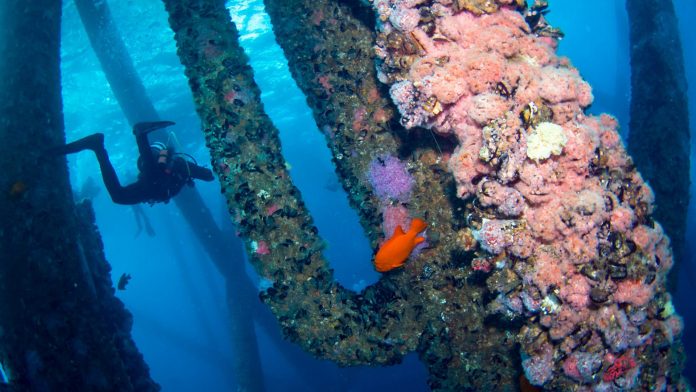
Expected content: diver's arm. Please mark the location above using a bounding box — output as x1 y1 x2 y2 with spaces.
172 156 214 182
188 164 215 181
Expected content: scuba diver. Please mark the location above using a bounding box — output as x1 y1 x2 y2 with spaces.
52 121 214 205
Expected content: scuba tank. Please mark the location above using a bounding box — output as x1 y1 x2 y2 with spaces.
160 130 199 180
139 133 198 189
149 141 198 184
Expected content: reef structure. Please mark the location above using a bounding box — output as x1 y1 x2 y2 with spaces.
372 0 686 389
163 0 418 369
165 0 692 390
262 1 524 388
165 0 520 389
163 0 687 390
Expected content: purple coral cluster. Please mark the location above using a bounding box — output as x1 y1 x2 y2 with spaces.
367 155 414 202
369 156 427 253
522 342 554 385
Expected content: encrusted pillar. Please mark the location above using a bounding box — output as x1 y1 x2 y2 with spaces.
0 1 158 390
626 0 690 285
165 0 517 390
367 0 688 389
163 0 419 366
264 0 516 389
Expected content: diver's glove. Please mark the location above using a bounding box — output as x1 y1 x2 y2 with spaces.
190 165 215 182
203 170 214 181
198 168 215 182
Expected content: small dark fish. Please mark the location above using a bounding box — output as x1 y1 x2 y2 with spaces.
117 273 132 290
9 181 27 198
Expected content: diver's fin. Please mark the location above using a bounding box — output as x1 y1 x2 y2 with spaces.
47 133 104 155
133 121 175 135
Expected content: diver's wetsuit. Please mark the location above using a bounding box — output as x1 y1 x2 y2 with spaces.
54 121 214 205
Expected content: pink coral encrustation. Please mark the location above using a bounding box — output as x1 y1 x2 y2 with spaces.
372 0 684 389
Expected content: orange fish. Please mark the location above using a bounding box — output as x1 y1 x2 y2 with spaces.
374 218 427 272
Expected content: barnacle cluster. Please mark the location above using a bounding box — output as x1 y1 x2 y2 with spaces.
375 30 423 84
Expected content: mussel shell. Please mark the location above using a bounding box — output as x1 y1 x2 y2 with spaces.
608 263 627 280
590 287 610 303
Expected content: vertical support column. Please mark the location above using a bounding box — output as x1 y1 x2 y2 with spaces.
0 0 158 390
74 0 159 126
626 0 691 283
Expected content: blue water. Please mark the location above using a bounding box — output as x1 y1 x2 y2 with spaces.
59 0 696 390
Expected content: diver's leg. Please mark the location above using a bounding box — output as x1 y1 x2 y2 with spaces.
132 121 175 176
50 133 145 204
48 133 105 155
132 205 144 237
132 204 156 236
113 183 151 205
91 146 145 204
143 212 156 236
91 144 127 203
134 132 156 177
49 132 125 201
133 121 175 136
